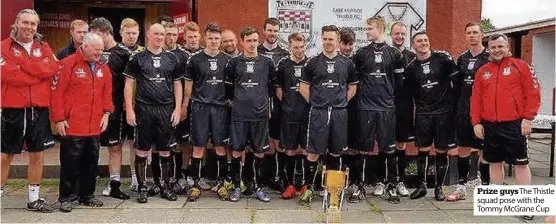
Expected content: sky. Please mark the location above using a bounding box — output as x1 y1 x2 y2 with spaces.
482 0 556 28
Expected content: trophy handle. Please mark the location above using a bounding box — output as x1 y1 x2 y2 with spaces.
321 165 327 188
344 167 350 189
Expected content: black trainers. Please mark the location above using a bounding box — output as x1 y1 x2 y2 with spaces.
137 186 149 204
60 201 73 213
147 184 161 197
434 186 445 201
161 188 178 201
386 184 400 204
26 198 54 213
78 197 103 207
108 180 130 200
409 184 427 200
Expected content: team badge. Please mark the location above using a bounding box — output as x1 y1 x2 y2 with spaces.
374 52 383 63
246 63 254 73
503 67 511 76
276 0 315 49
294 66 302 77
13 49 21 56
483 71 492 80
32 48 42 57
75 68 86 78
422 64 430 74
210 61 218 71
153 57 161 68
100 52 111 64
327 63 335 73
97 69 103 78
467 59 476 70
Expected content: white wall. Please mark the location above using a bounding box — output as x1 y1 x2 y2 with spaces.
532 31 555 128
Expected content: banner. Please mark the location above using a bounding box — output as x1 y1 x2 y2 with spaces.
173 13 189 38
269 0 426 56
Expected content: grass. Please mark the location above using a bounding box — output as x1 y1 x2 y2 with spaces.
4 177 110 189
367 202 382 213
249 209 256 224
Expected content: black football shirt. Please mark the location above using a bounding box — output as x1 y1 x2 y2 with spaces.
276 56 309 123
184 50 231 106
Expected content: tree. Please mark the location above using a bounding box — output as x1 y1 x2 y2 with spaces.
481 18 496 32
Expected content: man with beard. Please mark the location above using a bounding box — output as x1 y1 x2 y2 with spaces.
183 23 232 201
1 9 58 212
57 20 88 60
124 23 183 203
225 27 276 203
163 22 190 195
221 29 240 57
390 22 415 197
90 17 133 200
275 33 309 199
405 31 458 201
351 17 406 203
446 22 490 202
298 25 358 204
257 17 289 192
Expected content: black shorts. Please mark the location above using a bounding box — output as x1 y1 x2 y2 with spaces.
307 107 348 156
356 110 396 153
414 113 456 150
230 120 270 153
135 104 177 151
175 103 192 144
190 102 229 147
347 102 358 149
1 107 55 154
269 97 281 140
395 106 415 142
455 113 482 149
280 122 308 150
483 120 529 165
100 105 135 147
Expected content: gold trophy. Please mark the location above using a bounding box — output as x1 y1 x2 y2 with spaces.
321 165 349 224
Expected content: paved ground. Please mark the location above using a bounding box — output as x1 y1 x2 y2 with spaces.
1 135 554 223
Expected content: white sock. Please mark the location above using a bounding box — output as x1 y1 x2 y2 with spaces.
110 172 121 182
28 184 40 202
130 169 137 183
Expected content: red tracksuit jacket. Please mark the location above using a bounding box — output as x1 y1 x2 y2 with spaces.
1 37 59 108
470 56 541 125
50 49 114 136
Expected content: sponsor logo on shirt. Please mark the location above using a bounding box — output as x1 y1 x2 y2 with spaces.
149 73 166 83
207 76 223 85
370 69 386 77
241 79 259 88
464 76 474 85
421 80 438 89
322 79 339 88
290 82 300 91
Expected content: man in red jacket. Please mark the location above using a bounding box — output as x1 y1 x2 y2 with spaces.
471 33 540 193
51 33 113 212
0 9 59 213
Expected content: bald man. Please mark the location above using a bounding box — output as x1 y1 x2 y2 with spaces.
124 23 184 203
221 29 240 57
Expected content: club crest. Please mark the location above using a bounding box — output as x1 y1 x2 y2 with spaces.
97 69 103 78
246 62 254 73
13 49 21 57
422 64 430 74
153 57 161 68
483 70 492 80
276 0 315 49
100 52 111 64
294 66 302 77
327 63 335 73
503 67 511 76
210 61 218 71
374 52 383 63
32 48 42 57
75 68 86 78
467 59 476 70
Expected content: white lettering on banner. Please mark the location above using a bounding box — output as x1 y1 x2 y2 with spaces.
269 0 426 56
474 185 556 216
